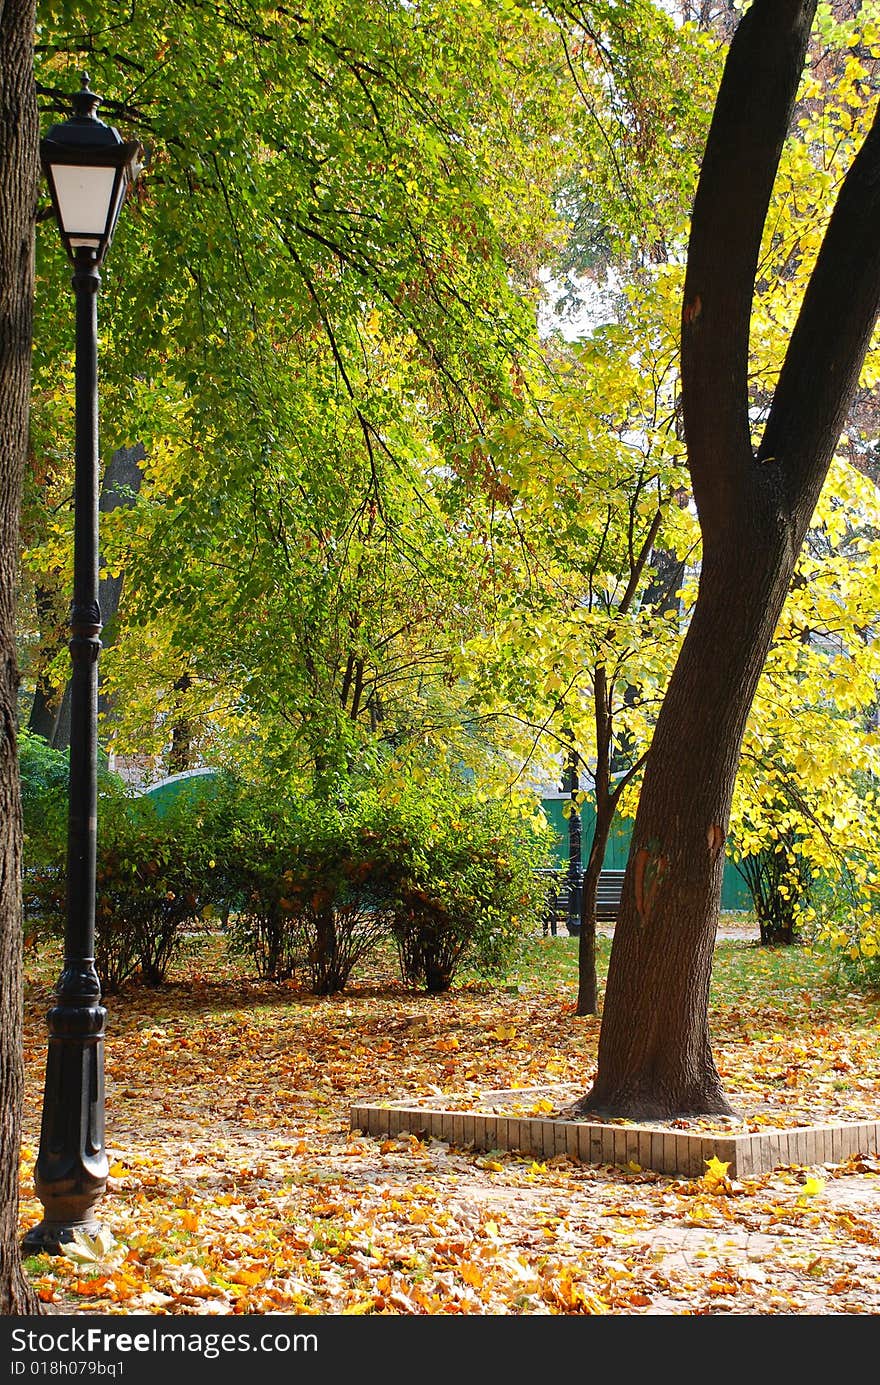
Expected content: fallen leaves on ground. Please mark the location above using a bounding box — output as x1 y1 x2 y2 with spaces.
18 933 880 1315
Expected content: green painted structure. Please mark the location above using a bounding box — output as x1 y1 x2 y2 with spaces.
141 768 220 816
540 797 752 913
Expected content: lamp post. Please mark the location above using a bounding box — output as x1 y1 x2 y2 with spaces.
564 748 582 937
23 76 142 1254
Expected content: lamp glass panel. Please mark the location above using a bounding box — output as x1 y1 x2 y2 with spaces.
51 164 117 242
104 173 130 248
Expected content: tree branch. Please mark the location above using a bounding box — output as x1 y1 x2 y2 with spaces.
681 0 817 529
761 104 880 534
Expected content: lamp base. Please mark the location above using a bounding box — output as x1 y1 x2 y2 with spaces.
22 1217 103 1257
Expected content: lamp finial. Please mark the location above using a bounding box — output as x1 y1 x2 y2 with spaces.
72 73 102 121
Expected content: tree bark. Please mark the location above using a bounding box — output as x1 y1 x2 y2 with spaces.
576 0 880 1120
26 585 66 742
0 0 41 1315
576 510 662 1016
576 680 609 1017
96 441 144 721
27 442 144 748
167 674 192 774
580 528 793 1117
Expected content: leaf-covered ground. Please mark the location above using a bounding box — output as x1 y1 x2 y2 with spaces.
18 928 880 1315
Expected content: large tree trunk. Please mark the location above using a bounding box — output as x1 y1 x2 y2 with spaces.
582 530 793 1116
0 0 41 1315
575 0 880 1121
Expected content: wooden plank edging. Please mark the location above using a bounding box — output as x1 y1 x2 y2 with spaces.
349 1102 880 1180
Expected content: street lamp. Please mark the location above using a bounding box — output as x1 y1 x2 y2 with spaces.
565 749 582 937
23 76 142 1254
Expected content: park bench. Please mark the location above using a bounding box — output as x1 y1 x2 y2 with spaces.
536 867 626 935
595 868 626 922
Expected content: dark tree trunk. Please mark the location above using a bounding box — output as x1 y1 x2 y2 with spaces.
27 442 144 747
576 823 603 1017
96 441 144 721
167 673 192 774
576 0 880 1121
577 675 611 1018
49 679 71 750
26 585 66 742
27 676 58 743
0 0 41 1315
581 534 793 1116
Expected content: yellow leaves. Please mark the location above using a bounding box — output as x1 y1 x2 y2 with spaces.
457 1261 485 1289
797 1176 826 1205
19 928 880 1316
342 1297 375 1314
701 1154 732 1192
404 1206 433 1225
492 1024 517 1041
705 1272 740 1298
228 1265 267 1287
545 1268 609 1315
543 1056 568 1077
684 1198 724 1227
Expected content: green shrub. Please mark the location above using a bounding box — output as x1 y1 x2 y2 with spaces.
734 832 813 946
222 796 307 982
98 792 219 989
219 772 553 995
375 781 553 993
223 790 393 993
28 783 219 992
19 731 128 946
20 745 554 999
18 731 68 867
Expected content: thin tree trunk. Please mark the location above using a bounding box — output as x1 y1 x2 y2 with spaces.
576 671 612 1017
576 666 650 1018
167 673 192 774
576 504 659 1016
97 441 144 721
576 824 604 1017
27 442 144 747
0 0 41 1315
26 585 65 741
27 675 58 743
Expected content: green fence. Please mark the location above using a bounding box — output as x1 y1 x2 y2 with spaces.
541 797 752 913
141 768 220 816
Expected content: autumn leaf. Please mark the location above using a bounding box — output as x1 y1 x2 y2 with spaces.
798 1175 826 1203
701 1155 732 1191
